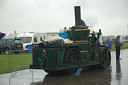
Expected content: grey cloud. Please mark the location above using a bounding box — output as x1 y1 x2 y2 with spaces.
0 0 128 35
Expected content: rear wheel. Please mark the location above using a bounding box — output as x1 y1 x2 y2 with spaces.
4 48 10 55
98 49 111 69
63 48 79 75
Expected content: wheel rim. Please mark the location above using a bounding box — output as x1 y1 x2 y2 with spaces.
64 49 78 74
67 51 77 64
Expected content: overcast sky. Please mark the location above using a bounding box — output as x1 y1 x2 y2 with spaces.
0 0 128 35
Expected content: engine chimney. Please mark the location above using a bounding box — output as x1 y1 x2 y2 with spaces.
74 6 81 26
67 6 90 41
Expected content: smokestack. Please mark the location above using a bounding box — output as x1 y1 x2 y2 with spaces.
74 6 81 26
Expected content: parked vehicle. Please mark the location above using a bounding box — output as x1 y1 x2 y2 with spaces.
0 38 23 54
17 32 59 50
17 32 47 50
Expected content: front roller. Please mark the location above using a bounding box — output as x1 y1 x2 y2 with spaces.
98 49 111 69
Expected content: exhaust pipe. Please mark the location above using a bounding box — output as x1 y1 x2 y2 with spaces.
74 6 81 26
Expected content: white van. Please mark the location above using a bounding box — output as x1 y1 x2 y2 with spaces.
17 32 47 50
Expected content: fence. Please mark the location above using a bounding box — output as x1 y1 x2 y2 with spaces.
8 50 32 76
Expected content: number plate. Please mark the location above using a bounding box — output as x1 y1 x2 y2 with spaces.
17 45 21 47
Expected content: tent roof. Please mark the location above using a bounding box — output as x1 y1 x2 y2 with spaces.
0 32 6 39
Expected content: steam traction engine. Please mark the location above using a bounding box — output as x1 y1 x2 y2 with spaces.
30 6 111 74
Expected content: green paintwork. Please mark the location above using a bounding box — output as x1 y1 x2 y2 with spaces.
57 48 65 64
67 29 90 41
32 48 56 66
30 29 111 74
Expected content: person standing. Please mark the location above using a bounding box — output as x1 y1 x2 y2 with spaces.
106 37 112 51
115 35 122 60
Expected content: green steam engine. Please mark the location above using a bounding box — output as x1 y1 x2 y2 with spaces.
30 6 111 74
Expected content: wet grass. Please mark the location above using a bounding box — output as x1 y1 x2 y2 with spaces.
111 42 128 51
0 53 32 74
